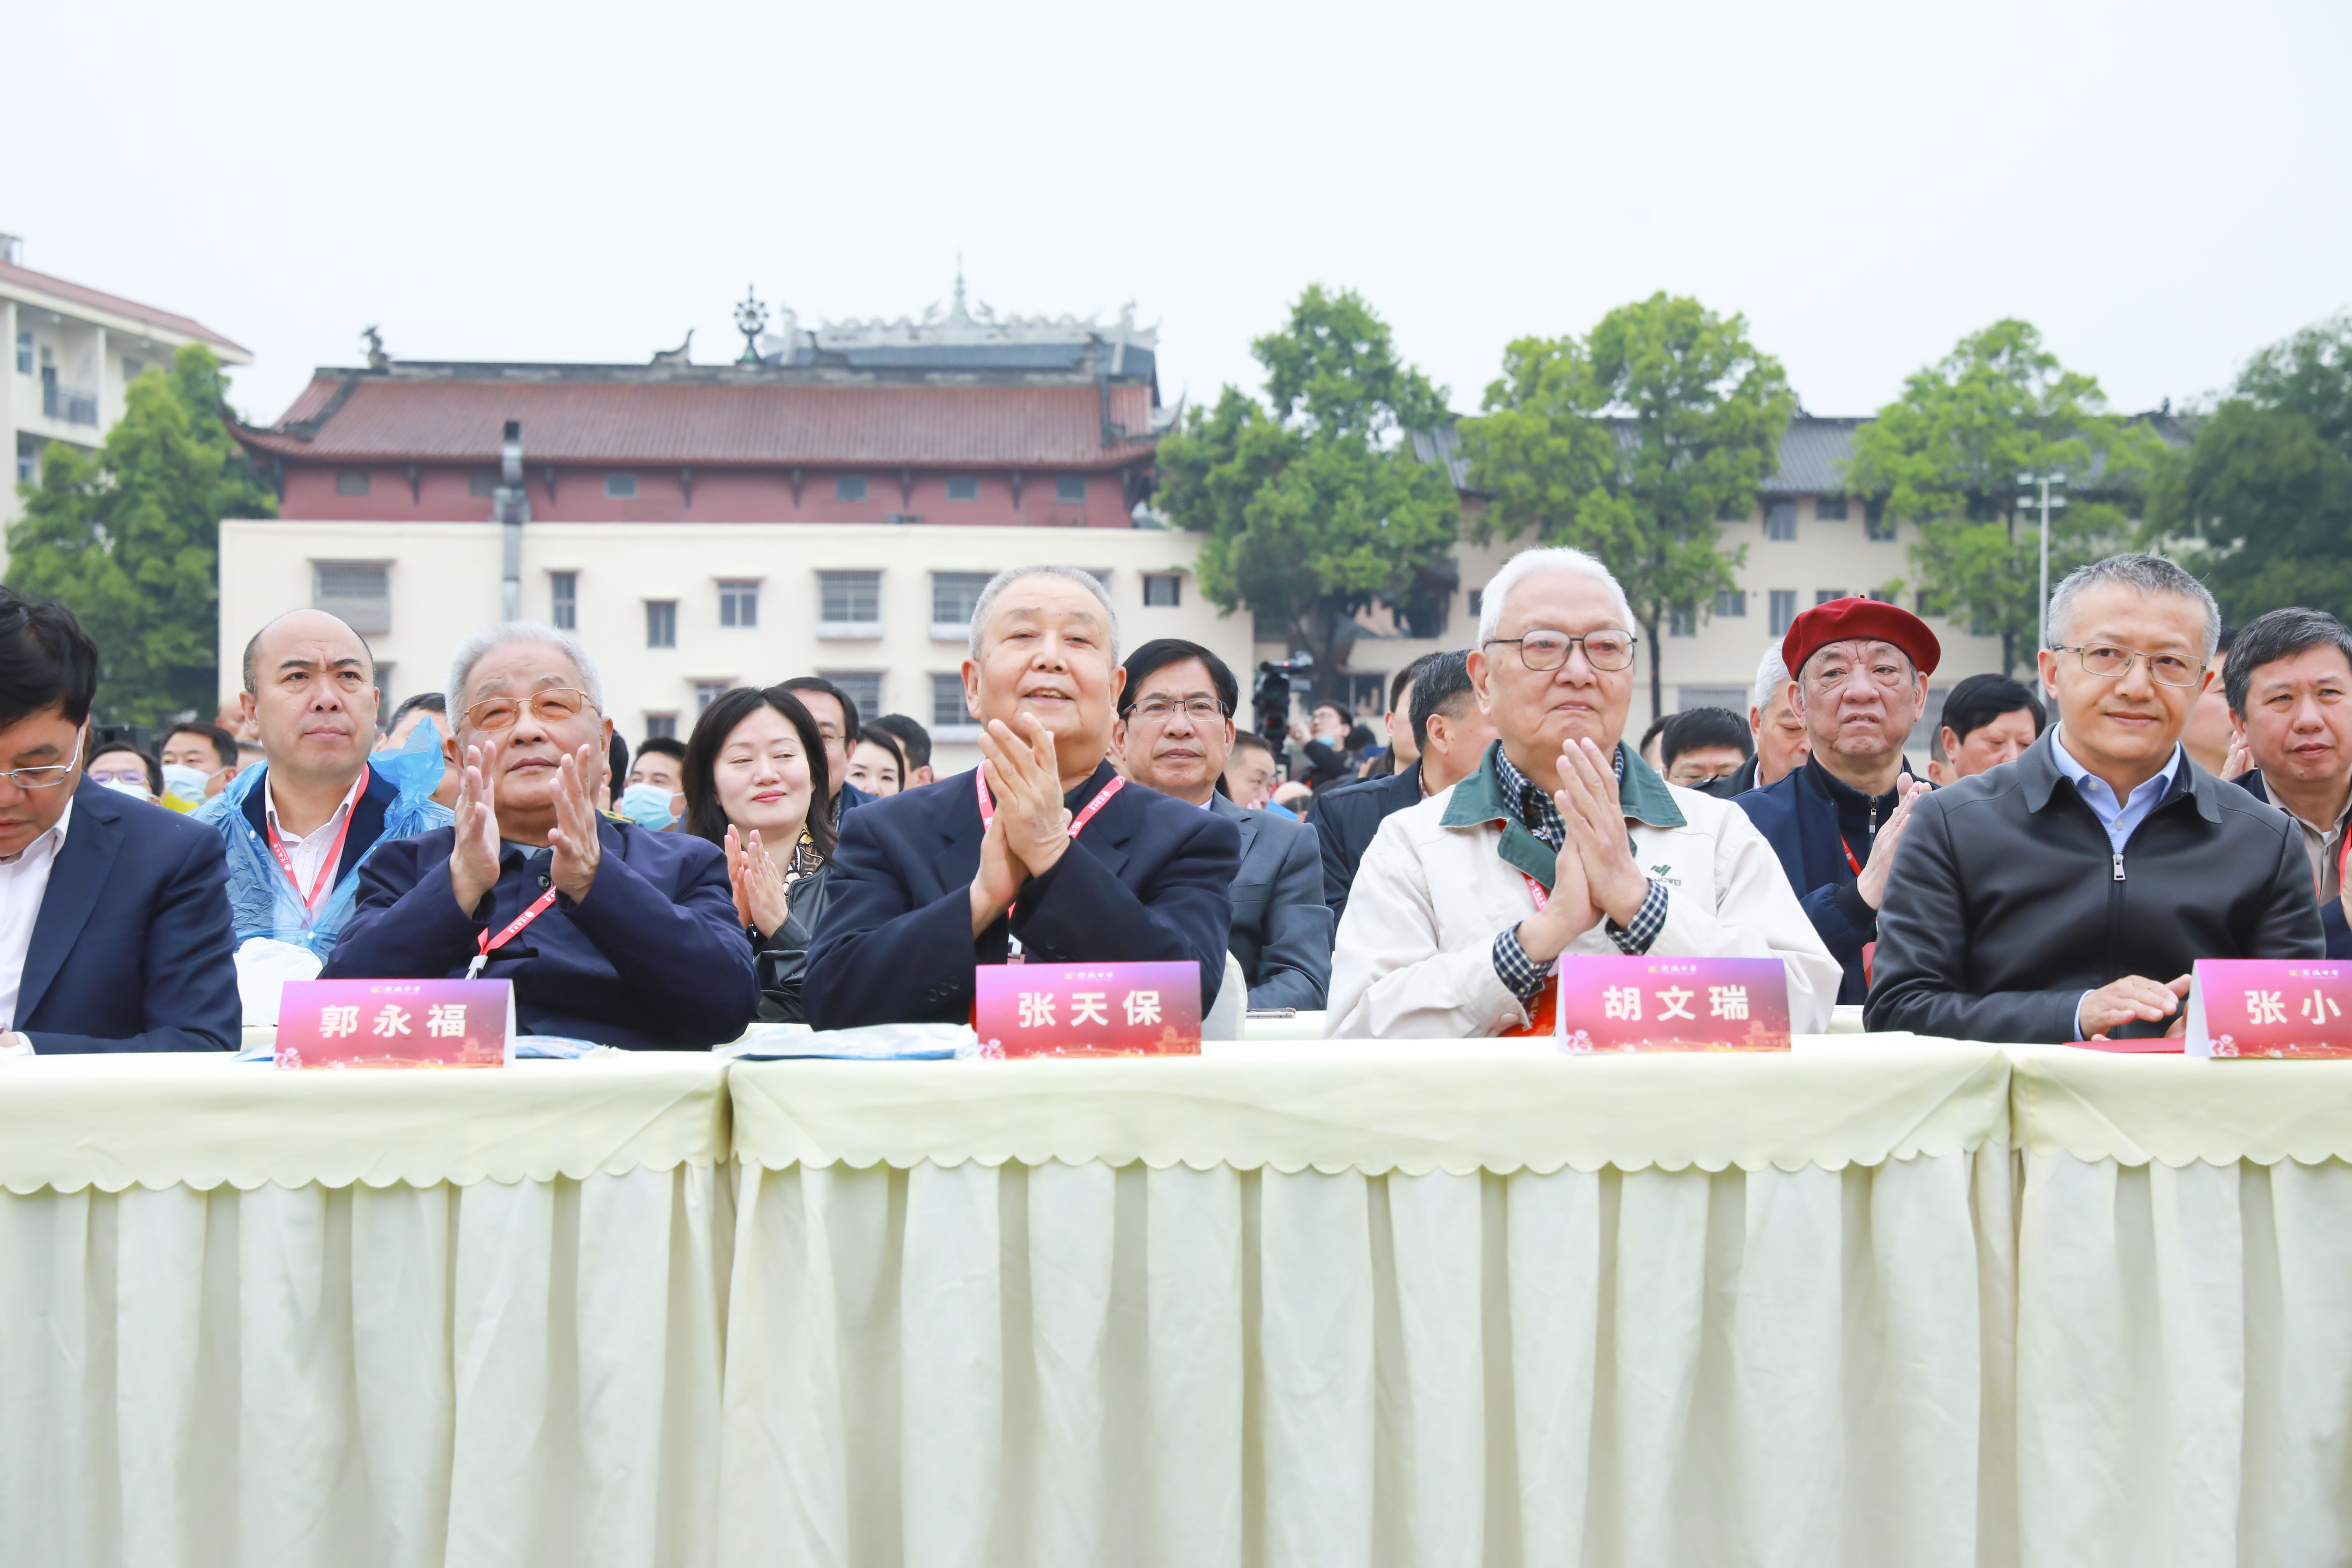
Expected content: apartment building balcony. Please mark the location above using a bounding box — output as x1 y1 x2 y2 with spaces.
41 379 98 426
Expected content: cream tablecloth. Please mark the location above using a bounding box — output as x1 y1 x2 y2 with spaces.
0 1053 731 1568
720 1037 2018 1568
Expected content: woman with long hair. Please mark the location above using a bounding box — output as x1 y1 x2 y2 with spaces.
680 685 836 1023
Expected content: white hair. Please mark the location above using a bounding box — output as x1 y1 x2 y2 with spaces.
447 621 606 721
2047 552 2222 661
1475 546 1638 646
966 566 1121 662
1752 643 1792 720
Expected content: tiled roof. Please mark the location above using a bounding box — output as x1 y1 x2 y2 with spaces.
0 260 250 355
237 376 1160 468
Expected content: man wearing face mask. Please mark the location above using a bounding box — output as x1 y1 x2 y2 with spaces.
192 611 453 964
620 736 688 830
805 567 1240 1029
161 721 243 806
324 622 757 1049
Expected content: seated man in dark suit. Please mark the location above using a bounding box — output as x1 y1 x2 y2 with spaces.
0 590 239 1055
1870 555 2323 1042
193 609 452 961
2225 607 2352 958
805 567 1239 1028
1315 649 1495 925
325 623 758 1049
1115 638 1329 1009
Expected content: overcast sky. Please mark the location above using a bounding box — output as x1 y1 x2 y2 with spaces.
12 0 2347 430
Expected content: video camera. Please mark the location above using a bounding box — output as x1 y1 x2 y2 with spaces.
1253 653 1314 751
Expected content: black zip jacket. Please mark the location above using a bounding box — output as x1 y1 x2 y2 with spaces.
1865 731 2322 1043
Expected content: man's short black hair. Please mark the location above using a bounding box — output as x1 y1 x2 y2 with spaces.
1638 713 1673 755
91 740 163 796
868 713 932 771
1939 673 2047 744
1230 729 1275 760
2224 608 2352 717
1661 707 1754 767
780 676 860 742
608 732 630 790
636 735 688 764
1391 652 1443 713
2216 624 2239 657
390 691 446 723
1407 650 1477 751
1119 639 1238 718
0 588 98 728
164 720 239 772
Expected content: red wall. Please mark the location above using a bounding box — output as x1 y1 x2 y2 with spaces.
277 465 1138 526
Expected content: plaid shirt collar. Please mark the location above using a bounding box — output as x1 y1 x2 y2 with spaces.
1492 745 1625 850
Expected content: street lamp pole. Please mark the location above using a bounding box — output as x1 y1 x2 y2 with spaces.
2018 471 2069 653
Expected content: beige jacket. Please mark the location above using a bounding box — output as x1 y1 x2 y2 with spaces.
1326 743 1840 1038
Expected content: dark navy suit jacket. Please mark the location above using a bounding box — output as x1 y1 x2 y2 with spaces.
237 764 400 890
2235 770 2352 957
1735 760 1925 1006
804 761 1241 1029
323 815 758 1049
1312 763 1423 928
18 779 240 1053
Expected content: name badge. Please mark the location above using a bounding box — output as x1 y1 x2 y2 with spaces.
974 960 1202 1058
275 979 516 1069
1554 955 1792 1053
2185 959 2352 1058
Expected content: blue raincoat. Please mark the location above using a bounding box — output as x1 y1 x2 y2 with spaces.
192 718 456 960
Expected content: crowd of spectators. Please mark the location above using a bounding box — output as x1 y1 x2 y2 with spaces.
0 541 2336 1054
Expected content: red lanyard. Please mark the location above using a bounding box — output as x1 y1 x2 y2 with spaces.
1840 836 1863 878
264 766 368 915
975 767 1125 924
1523 872 1549 911
467 886 559 980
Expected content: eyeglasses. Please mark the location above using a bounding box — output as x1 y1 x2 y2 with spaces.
2050 644 2204 687
1485 630 1638 673
0 733 84 791
1128 696 1228 723
462 688 598 731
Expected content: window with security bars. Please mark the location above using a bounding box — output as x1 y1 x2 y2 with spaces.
1769 590 1798 637
1765 501 1797 541
315 562 391 635
1714 589 1747 617
646 601 676 649
932 572 992 638
719 580 759 628
931 672 973 731
643 714 677 740
819 572 881 635
819 671 884 728
550 572 577 630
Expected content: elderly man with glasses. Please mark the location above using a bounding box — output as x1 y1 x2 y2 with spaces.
324 622 758 1049
1734 597 1940 1005
1114 638 1331 1010
1868 555 2323 1043
1327 546 1837 1038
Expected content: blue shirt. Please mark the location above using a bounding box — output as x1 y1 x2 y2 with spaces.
2048 728 2185 1036
2048 728 2184 854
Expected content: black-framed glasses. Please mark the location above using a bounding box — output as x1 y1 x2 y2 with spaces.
2049 644 2203 688
462 688 599 731
1485 630 1638 673
0 731 83 791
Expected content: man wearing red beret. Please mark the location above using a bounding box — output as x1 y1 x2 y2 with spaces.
1734 597 1938 1005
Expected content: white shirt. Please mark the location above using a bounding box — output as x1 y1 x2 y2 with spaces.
0 796 75 1036
266 770 368 901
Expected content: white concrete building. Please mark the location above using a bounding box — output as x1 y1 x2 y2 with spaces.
2 235 252 540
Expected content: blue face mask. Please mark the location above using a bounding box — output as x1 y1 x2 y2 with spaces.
619 781 676 831
161 763 212 802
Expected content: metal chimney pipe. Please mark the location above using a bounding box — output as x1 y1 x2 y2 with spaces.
496 420 526 620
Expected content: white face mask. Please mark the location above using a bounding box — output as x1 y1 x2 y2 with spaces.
99 776 152 802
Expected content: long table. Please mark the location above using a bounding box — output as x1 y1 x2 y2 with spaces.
1 1039 2346 1566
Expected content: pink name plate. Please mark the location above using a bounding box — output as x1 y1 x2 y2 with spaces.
1554 955 1793 1054
2185 959 2352 1059
974 960 1202 1059
275 979 516 1069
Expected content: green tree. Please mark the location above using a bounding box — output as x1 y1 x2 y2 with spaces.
2146 315 2352 622
1157 286 1460 702
8 345 275 723
1846 320 2163 674
1458 293 1793 720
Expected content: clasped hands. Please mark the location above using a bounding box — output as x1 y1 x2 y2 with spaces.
970 714 1075 936
449 740 604 912
1516 737 1652 965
